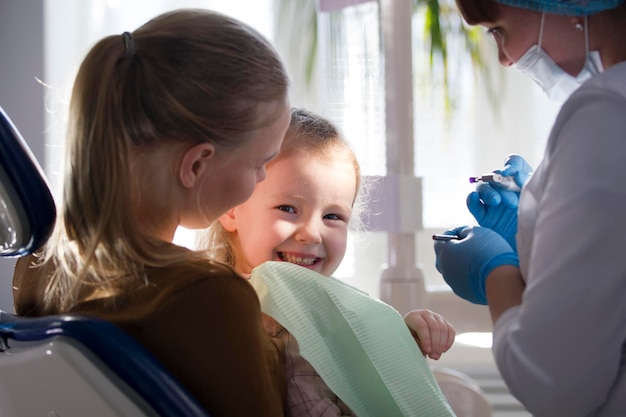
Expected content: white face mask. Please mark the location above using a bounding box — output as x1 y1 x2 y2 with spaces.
513 14 604 102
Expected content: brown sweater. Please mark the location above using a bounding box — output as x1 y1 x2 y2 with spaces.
13 255 286 417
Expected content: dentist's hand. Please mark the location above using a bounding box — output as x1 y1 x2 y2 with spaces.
434 226 519 305
466 154 533 251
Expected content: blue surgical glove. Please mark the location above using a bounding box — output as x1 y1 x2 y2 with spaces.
466 154 533 251
433 226 519 305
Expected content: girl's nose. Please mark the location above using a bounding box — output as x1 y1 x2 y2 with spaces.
295 219 322 244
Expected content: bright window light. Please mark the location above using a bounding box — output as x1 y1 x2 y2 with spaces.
456 332 493 349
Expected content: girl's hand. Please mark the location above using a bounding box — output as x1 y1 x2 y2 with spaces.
403 309 455 360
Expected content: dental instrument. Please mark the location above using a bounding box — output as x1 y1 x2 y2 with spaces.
432 234 461 241
469 173 521 192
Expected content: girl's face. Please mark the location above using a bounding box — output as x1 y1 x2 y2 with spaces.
220 149 358 277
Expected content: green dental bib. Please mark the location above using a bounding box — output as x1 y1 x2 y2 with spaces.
250 261 455 417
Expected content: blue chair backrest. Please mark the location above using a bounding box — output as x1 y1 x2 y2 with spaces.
0 311 210 417
0 106 211 417
0 107 55 256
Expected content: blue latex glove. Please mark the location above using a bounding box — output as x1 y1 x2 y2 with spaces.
433 226 519 305
466 154 533 251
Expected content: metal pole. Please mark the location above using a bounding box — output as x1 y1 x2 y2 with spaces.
378 0 426 315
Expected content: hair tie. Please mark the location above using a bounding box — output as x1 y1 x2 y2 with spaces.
122 32 135 57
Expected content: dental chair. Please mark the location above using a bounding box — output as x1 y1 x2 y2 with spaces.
0 107 210 417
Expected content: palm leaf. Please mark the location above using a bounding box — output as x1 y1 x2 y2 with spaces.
274 0 499 112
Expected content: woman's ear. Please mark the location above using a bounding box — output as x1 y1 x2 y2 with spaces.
219 208 238 232
179 143 215 188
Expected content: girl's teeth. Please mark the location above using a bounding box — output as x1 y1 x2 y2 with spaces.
282 253 317 265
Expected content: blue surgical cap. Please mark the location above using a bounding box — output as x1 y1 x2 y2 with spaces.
493 0 625 15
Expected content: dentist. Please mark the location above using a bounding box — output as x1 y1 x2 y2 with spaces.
434 1 626 416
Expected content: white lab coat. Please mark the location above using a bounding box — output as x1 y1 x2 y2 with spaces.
495 61 626 417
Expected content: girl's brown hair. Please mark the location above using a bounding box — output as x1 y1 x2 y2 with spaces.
42 9 289 312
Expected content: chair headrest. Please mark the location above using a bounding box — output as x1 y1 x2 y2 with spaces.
0 107 56 256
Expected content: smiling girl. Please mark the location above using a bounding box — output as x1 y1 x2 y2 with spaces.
199 107 455 417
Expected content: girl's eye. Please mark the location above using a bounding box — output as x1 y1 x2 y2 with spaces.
277 205 296 214
324 213 343 221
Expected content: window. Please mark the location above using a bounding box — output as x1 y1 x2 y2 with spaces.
286 0 560 293
43 0 561 295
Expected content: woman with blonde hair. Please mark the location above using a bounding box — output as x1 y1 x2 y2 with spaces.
13 8 291 416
